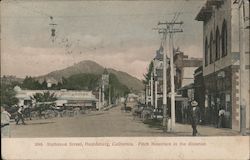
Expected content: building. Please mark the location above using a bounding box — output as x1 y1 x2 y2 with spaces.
195 0 249 131
194 66 206 123
174 48 202 89
14 86 98 109
148 47 202 122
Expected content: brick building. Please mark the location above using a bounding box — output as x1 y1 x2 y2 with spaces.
195 0 249 131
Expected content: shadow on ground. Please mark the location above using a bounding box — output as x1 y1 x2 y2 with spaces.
143 119 163 129
26 122 55 125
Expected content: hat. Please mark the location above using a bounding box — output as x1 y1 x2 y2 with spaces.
191 101 198 107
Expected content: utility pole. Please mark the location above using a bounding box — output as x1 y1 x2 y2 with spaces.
151 72 154 106
162 35 168 132
238 0 247 134
145 84 148 105
155 80 158 109
102 84 105 106
155 28 168 132
99 86 102 110
158 19 183 132
153 62 158 110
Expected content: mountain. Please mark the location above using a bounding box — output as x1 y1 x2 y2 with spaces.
36 60 144 92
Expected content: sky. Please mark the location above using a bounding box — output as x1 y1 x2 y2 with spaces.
1 0 205 80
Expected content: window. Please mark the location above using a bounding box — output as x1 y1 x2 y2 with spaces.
205 37 208 66
216 27 220 60
221 20 227 57
209 31 214 64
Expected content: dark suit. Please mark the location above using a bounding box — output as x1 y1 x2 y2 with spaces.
190 106 200 136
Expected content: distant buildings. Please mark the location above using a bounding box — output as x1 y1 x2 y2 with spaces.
147 47 202 116
14 86 98 108
195 0 249 131
37 77 58 88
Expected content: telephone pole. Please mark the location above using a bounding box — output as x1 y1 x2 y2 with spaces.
151 72 154 106
157 18 183 132
238 0 247 134
153 27 168 132
99 86 102 110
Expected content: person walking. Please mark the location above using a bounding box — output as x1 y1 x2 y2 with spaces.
190 100 200 136
1 106 11 138
16 106 26 125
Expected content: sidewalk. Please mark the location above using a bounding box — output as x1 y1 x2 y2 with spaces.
171 123 241 136
144 119 241 136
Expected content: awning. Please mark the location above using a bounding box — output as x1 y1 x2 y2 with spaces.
178 83 194 91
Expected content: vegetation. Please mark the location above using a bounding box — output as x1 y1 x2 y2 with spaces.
1 71 131 107
0 82 19 107
105 73 130 102
30 91 57 102
0 77 20 107
22 76 43 90
61 74 100 90
142 61 154 85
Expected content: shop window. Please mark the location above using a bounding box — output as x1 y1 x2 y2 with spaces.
221 20 227 57
215 27 220 61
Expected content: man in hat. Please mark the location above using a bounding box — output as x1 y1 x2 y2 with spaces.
190 100 200 136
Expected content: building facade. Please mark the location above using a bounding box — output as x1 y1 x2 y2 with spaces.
196 0 249 131
14 86 98 109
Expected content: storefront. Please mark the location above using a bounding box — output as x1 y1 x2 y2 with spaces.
204 66 232 128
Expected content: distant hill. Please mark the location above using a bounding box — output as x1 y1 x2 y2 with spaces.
36 60 144 92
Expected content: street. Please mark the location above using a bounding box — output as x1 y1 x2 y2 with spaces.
10 105 239 137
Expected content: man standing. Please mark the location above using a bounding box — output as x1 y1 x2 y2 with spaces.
218 107 226 128
190 100 200 136
1 106 11 138
16 106 26 125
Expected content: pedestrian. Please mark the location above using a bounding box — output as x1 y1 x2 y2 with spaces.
1 106 11 138
217 107 226 128
190 100 200 136
16 106 26 125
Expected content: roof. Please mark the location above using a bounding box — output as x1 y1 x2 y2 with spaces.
15 89 98 101
195 0 224 21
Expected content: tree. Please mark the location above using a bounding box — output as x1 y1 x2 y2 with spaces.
30 91 57 118
0 82 18 107
30 91 57 103
22 76 42 89
143 61 154 85
41 79 47 90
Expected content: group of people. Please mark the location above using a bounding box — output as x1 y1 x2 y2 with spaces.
188 100 227 136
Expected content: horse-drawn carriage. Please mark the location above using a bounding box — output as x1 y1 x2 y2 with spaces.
132 103 164 122
123 94 139 112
